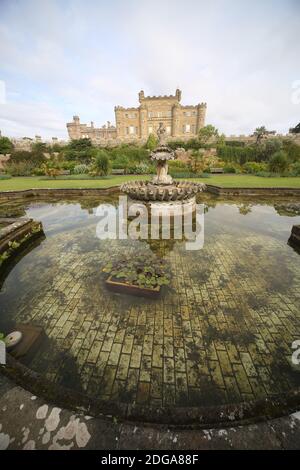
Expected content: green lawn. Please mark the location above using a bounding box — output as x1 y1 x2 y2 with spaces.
1 174 300 191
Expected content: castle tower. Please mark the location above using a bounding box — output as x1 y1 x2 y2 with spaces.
66 115 82 140
196 103 207 132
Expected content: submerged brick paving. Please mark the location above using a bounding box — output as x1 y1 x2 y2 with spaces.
0 198 300 408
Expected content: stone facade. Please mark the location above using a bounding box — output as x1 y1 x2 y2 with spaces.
66 89 207 145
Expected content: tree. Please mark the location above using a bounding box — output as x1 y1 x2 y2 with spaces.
69 138 93 151
0 136 13 154
268 150 288 173
253 126 269 144
289 123 300 134
198 125 219 145
90 150 110 176
145 133 158 151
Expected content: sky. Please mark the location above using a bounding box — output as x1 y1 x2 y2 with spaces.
0 0 299 140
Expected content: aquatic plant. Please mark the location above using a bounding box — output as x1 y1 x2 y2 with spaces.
102 252 171 288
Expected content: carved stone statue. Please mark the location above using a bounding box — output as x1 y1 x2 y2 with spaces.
157 122 167 145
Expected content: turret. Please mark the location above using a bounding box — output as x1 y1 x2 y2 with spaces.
175 89 182 102
196 103 207 131
138 90 145 103
66 115 81 139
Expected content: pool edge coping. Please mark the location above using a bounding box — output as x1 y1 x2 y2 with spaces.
1 354 300 429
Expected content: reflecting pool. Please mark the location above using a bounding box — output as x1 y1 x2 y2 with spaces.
0 193 300 407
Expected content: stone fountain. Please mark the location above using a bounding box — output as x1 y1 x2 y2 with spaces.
121 122 205 202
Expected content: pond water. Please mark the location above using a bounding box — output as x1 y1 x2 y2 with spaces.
0 193 300 408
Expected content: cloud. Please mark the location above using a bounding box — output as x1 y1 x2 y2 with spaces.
0 0 299 139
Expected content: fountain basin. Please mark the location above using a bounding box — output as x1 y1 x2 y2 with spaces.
120 180 206 202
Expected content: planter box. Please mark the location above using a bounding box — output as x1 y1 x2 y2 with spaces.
105 276 161 298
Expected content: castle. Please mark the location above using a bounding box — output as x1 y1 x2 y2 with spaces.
66 89 207 144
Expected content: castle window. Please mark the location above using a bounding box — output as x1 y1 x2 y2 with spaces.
129 126 135 135
184 124 191 133
166 126 171 134
148 126 153 134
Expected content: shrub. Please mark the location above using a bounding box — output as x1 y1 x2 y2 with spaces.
41 163 61 178
217 145 257 165
145 133 158 150
108 145 149 164
0 136 14 154
243 162 268 174
0 174 11 180
290 161 300 176
129 163 153 174
10 150 34 162
268 151 288 173
32 167 46 176
111 155 131 173
73 164 89 174
5 160 37 176
68 138 93 151
223 166 236 173
168 160 191 175
59 161 76 172
283 140 300 163
90 150 111 176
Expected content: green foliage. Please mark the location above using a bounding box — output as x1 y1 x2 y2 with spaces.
108 144 149 164
223 166 237 174
253 126 268 144
283 140 300 162
0 136 13 154
10 150 34 162
217 145 256 165
290 161 300 176
268 151 289 173
90 150 111 176
128 162 154 175
102 251 171 289
198 125 219 145
167 139 203 151
5 160 38 176
68 138 93 151
41 163 61 178
0 251 9 267
111 155 131 173
225 140 246 147
145 133 158 150
62 138 95 164
243 162 268 174
0 332 5 341
73 163 89 175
